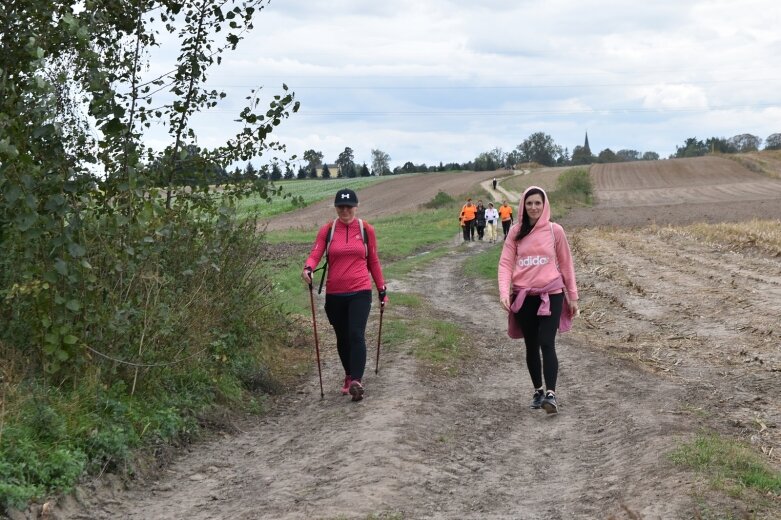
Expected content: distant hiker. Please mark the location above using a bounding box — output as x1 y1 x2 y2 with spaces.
475 200 487 241
459 198 477 242
484 202 499 243
498 186 579 414
498 200 513 240
302 188 388 402
492 177 497 190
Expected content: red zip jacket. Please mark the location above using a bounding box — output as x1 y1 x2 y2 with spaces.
305 219 385 294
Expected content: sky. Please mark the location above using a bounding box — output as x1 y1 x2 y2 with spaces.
152 0 781 169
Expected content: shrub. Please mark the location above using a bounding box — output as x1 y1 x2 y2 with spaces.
423 190 456 208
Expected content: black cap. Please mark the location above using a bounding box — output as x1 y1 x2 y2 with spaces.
334 188 358 207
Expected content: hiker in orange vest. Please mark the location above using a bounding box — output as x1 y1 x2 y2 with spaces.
498 200 514 240
459 198 477 242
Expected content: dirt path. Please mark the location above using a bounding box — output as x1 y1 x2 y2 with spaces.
479 169 527 204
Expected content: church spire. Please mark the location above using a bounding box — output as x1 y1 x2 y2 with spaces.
584 131 591 154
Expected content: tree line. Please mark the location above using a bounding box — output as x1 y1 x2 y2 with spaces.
226 131 781 182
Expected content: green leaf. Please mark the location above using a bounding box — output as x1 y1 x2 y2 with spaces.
68 242 87 258
54 259 69 276
63 335 78 345
0 138 19 158
4 185 21 204
102 117 123 134
66 299 82 312
45 194 66 211
15 212 37 231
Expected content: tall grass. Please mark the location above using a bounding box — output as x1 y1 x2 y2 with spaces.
0 220 303 510
548 167 592 219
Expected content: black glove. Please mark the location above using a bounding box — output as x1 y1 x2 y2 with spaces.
378 286 388 306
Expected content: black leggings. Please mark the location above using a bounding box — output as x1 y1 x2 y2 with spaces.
462 220 474 241
325 290 372 380
513 293 563 391
502 220 512 238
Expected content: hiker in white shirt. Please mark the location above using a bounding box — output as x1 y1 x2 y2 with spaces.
484 202 500 243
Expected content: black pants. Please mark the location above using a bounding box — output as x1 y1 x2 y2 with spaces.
462 220 474 241
476 224 485 239
325 290 372 380
513 293 563 390
502 220 511 239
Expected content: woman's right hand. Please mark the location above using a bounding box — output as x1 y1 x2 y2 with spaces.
500 296 511 312
301 267 313 285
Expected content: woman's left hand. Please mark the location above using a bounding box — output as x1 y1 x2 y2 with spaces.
569 299 580 316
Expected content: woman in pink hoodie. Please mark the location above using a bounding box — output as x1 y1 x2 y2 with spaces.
498 186 579 414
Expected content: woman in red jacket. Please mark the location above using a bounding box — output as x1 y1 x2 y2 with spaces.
301 189 388 401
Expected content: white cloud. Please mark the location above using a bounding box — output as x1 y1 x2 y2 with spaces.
145 0 781 165
635 84 709 110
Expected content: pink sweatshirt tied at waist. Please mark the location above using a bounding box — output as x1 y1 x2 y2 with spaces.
507 278 574 339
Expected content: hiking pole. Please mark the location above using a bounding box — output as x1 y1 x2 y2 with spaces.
374 303 385 375
308 282 324 398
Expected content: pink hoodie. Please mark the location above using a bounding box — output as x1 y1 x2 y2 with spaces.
497 186 579 338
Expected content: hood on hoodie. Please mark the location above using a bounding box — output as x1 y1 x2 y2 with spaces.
518 185 551 230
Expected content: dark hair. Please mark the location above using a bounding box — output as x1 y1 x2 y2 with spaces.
515 188 545 241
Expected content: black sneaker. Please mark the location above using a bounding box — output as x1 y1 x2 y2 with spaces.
541 392 558 414
530 389 545 409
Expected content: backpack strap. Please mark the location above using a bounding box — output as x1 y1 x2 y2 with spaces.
359 219 367 259
549 223 560 272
